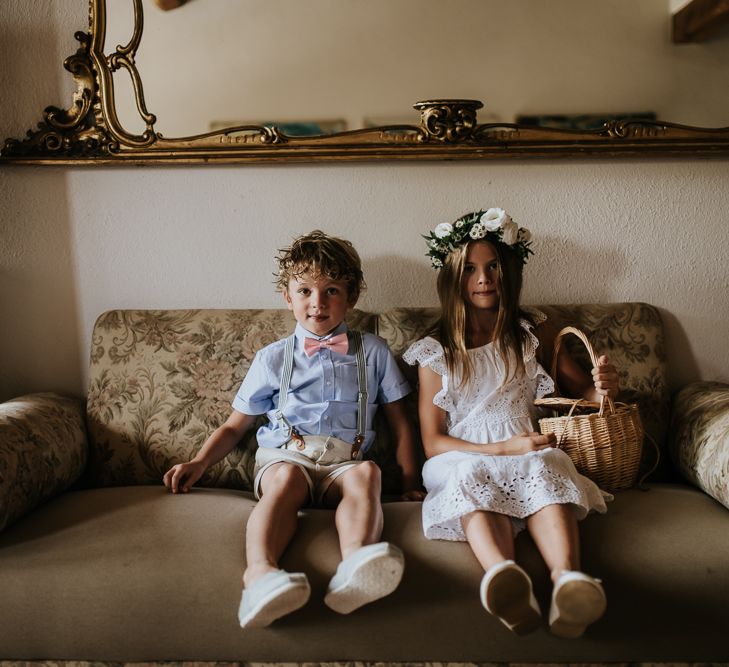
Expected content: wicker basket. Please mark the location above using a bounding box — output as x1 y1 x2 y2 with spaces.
534 326 644 491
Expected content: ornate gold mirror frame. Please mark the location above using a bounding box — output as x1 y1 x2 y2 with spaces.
3 0 729 165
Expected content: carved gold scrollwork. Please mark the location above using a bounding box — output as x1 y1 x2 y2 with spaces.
92 0 157 148
213 125 288 146
1 32 115 158
259 127 287 144
105 0 156 131
106 54 156 129
415 100 483 143
182 125 289 146
214 126 286 145
603 120 664 139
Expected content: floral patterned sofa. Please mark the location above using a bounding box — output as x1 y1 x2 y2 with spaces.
1 303 728 666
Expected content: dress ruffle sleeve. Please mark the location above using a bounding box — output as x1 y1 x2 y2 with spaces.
520 307 547 363
520 308 555 398
531 363 555 399
403 337 447 376
402 337 455 411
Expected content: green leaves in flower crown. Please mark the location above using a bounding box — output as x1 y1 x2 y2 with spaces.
423 208 533 269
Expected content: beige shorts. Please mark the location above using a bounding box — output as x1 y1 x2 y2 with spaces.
253 435 363 506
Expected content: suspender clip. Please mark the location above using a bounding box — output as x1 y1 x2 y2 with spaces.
351 434 364 460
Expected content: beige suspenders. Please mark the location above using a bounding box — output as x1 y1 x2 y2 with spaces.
274 330 368 460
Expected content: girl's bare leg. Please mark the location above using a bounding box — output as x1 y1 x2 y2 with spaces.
325 461 384 559
243 462 310 587
463 510 541 634
529 504 606 637
526 503 580 581
461 510 515 570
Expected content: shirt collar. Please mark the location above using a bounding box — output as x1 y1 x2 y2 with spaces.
294 320 349 343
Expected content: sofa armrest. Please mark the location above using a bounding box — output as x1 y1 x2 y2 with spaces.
0 393 88 532
669 381 729 510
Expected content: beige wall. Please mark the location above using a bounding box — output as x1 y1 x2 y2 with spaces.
1 0 728 402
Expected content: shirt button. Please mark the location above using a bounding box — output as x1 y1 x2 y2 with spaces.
326 380 331 385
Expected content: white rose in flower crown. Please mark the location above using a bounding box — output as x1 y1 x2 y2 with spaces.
481 207 511 231
501 220 519 245
469 223 487 239
434 222 454 239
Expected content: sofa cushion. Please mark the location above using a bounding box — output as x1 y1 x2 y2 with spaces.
1 484 727 661
670 381 729 509
0 393 87 532
85 309 376 488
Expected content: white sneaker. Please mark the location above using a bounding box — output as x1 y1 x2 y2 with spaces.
549 570 607 638
324 542 404 614
238 569 310 628
480 560 542 635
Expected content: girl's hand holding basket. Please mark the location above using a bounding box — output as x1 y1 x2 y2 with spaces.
535 327 647 492
591 354 620 399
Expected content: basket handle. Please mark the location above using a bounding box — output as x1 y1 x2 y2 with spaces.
554 398 588 448
551 326 615 417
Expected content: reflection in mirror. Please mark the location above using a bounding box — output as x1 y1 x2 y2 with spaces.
3 0 729 164
106 0 729 138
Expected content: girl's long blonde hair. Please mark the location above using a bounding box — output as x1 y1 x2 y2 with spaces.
435 240 534 388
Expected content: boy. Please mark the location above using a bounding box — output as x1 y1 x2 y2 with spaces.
163 230 422 628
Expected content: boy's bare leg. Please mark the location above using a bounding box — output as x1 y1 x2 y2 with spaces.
323 461 404 614
324 461 383 559
243 462 310 587
525 503 580 581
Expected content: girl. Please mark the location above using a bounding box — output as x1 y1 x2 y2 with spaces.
404 208 619 639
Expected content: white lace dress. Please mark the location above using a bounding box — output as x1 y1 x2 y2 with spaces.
403 311 611 541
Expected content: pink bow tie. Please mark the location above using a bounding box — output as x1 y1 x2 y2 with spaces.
303 332 349 357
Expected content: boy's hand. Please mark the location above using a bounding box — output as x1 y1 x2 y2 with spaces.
163 460 207 493
592 354 620 399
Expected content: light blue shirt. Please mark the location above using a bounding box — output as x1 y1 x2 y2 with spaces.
232 322 411 452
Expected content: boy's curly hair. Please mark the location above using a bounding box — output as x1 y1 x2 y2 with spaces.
275 230 366 299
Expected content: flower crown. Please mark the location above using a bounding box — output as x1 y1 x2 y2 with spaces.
424 208 533 269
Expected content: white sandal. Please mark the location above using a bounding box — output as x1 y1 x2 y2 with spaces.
549 570 607 638
324 542 404 614
238 569 310 628
480 560 542 635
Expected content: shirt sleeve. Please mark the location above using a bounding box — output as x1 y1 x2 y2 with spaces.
370 336 411 404
231 350 277 415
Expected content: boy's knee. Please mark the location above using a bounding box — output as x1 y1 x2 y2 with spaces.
346 460 382 491
261 463 309 499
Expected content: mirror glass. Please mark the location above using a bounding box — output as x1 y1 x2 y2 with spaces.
105 0 729 139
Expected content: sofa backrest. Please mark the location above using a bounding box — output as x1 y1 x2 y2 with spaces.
85 303 670 490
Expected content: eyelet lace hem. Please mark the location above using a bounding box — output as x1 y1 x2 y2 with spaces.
422 449 611 541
